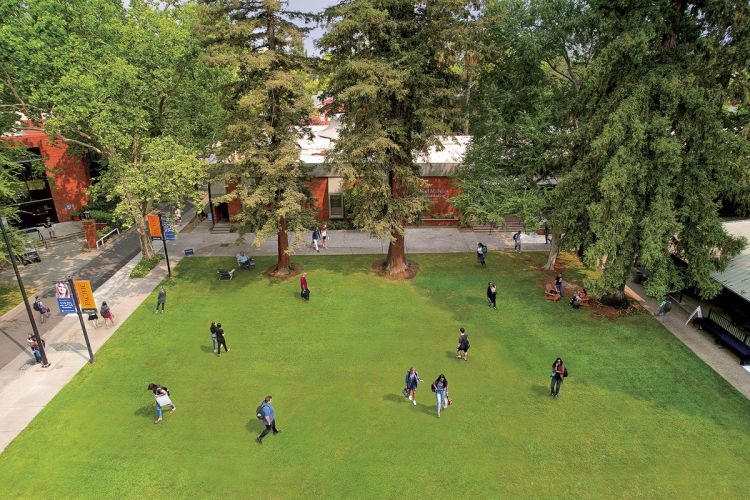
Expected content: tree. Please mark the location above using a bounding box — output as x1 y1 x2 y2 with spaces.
0 0 221 259
558 0 750 301
319 0 475 276
202 0 317 275
453 0 595 271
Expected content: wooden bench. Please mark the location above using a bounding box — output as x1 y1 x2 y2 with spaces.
544 283 560 302
217 268 235 281
694 314 750 365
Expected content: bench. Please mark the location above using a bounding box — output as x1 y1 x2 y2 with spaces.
694 315 750 365
217 268 235 281
544 283 560 302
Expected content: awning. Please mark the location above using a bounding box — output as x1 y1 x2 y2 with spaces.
712 220 750 304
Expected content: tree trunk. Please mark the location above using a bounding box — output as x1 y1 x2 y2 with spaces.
277 215 290 273
542 234 559 271
134 213 156 260
385 229 408 275
601 282 629 309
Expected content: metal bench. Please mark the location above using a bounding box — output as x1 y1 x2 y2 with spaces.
217 268 235 281
694 310 750 365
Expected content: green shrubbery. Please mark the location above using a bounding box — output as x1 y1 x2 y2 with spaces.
129 254 163 278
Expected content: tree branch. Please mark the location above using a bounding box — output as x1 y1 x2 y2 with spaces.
17 126 102 154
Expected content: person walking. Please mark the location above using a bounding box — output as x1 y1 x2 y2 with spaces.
156 286 166 313
513 231 522 252
27 334 43 364
312 228 320 252
486 282 497 309
656 298 672 323
87 311 100 328
33 296 51 324
256 395 280 444
555 273 564 298
300 272 310 300
476 242 486 267
321 224 328 249
43 217 55 238
215 323 229 356
100 301 115 327
404 367 423 406
432 374 449 418
173 207 182 224
456 327 470 361
544 222 551 244
148 383 175 424
210 321 218 352
550 357 566 398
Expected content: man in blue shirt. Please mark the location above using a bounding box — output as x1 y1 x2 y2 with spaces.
257 395 280 444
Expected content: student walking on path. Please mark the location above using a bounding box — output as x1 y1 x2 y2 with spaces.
513 231 522 252
148 383 175 424
101 301 115 327
321 224 328 249
555 274 564 298
486 282 497 309
456 328 470 361
215 323 229 356
312 228 320 252
156 286 166 313
33 296 51 324
210 322 218 352
300 272 310 300
43 217 55 238
550 357 566 398
404 367 423 406
432 374 449 418
256 396 280 444
656 298 672 323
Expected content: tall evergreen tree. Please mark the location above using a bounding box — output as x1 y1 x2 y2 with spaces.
202 0 316 275
319 0 474 276
561 0 750 301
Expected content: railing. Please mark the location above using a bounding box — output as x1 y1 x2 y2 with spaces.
708 309 750 346
96 228 120 249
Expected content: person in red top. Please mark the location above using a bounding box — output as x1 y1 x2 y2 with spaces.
300 272 309 300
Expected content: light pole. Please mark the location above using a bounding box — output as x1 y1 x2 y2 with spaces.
158 212 172 278
0 217 50 367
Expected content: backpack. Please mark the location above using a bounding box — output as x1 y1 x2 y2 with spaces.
33 301 42 312
256 404 265 420
563 367 569 378
663 301 672 312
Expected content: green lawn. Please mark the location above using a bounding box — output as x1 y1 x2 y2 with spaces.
1 253 749 497
0 282 31 317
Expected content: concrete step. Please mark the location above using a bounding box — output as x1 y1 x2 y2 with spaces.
211 224 232 234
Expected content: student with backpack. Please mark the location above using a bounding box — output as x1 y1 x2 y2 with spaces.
550 357 567 398
312 229 320 252
404 367 423 406
513 231 522 252
476 243 487 267
456 328 470 361
431 374 449 418
657 298 672 323
256 395 280 444
33 296 50 324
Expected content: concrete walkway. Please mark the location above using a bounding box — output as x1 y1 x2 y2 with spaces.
625 282 750 399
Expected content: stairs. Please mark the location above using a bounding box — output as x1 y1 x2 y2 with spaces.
211 223 232 234
38 231 85 248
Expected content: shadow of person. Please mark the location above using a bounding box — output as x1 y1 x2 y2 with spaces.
446 350 460 359
200 345 215 353
134 403 154 419
246 419 263 433
532 383 551 396
383 393 407 404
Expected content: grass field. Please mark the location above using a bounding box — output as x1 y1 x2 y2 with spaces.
1 253 749 498
0 282 32 317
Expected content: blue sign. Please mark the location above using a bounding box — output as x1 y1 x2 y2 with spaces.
57 297 76 314
161 216 176 241
184 248 194 256
164 230 176 241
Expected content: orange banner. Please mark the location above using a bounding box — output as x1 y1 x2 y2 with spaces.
73 280 97 314
147 214 162 239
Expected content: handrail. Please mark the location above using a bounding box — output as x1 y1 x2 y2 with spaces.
95 228 119 249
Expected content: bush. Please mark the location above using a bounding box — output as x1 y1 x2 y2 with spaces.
96 225 113 238
87 209 116 227
321 219 355 230
129 254 164 278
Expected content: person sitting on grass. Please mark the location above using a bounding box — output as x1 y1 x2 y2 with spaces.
545 284 560 302
237 252 253 269
570 293 581 309
148 383 175 424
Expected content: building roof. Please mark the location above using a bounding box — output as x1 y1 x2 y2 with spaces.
712 220 750 303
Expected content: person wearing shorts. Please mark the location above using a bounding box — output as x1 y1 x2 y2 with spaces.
88 312 100 328
100 301 114 327
321 224 328 249
456 327 470 361
404 367 423 406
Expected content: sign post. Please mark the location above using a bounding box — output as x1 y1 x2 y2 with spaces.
158 214 172 278
69 278 95 363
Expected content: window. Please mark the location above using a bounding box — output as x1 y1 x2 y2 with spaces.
329 193 344 219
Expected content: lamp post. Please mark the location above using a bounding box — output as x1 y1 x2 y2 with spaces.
0 217 50 367
158 213 172 278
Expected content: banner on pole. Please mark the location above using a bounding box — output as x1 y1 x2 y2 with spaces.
161 215 176 241
73 280 97 314
147 214 162 240
54 281 76 314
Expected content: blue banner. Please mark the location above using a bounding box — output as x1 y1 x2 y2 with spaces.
57 297 76 314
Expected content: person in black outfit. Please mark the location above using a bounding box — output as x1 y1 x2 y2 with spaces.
486 282 497 309
215 323 229 356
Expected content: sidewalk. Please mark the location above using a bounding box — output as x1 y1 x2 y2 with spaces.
626 282 750 399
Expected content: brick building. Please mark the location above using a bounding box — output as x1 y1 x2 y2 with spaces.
210 119 468 226
3 128 94 227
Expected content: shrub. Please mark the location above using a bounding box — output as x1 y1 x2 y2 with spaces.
129 254 164 278
88 209 116 227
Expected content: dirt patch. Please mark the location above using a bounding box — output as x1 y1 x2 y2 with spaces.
371 260 420 280
264 262 302 280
